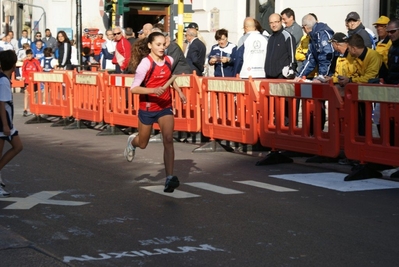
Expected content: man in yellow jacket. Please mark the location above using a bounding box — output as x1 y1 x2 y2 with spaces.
373 15 391 68
321 32 359 95
338 34 382 136
338 34 382 87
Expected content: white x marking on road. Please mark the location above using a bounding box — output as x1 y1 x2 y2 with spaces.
0 191 90 210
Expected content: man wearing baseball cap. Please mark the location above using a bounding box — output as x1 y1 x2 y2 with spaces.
373 15 391 67
82 28 92 52
326 32 357 87
185 22 206 46
137 29 145 40
187 22 198 31
345 11 375 49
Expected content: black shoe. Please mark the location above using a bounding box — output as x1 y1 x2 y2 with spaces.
20 88 25 93
23 110 32 117
164 176 180 193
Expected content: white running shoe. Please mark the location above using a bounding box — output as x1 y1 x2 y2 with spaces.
0 187 10 197
124 134 136 162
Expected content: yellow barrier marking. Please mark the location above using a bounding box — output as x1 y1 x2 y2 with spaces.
359 86 399 103
253 80 262 91
207 80 245 93
33 73 64 82
75 74 97 85
175 76 190 87
269 83 295 96
52 70 73 79
124 76 134 87
110 76 135 87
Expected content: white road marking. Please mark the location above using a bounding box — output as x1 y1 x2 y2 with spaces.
270 172 399 192
234 180 298 192
0 191 90 210
141 186 200 198
185 182 244 194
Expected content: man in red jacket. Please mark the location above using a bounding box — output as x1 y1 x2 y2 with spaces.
81 28 92 52
111 27 131 73
93 31 106 62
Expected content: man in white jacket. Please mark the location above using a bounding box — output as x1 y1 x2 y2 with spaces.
234 17 268 78
101 29 116 71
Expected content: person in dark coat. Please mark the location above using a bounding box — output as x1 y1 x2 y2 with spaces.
184 28 206 76
166 41 192 75
55 30 72 70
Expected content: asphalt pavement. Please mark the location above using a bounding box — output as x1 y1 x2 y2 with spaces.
1 91 399 267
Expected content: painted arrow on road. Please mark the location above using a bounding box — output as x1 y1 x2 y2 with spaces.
0 191 90 210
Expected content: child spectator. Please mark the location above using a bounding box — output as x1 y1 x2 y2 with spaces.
82 46 97 70
15 43 31 87
21 49 43 116
17 43 31 62
41 47 57 72
0 50 23 197
32 40 45 61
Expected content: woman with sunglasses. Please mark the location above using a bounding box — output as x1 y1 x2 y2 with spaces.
111 26 131 73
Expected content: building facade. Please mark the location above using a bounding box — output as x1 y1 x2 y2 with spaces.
1 0 397 53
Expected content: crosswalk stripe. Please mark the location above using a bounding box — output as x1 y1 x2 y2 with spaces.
270 172 399 192
140 186 200 198
185 182 244 194
234 180 298 192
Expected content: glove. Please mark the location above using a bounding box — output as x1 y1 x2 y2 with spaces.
282 65 295 79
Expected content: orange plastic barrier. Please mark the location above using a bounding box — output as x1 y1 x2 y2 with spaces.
344 83 399 166
258 80 343 157
11 72 25 92
72 71 106 123
153 74 202 132
103 74 140 128
28 71 73 118
200 77 259 144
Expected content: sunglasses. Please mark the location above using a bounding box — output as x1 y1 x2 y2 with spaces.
36 35 41 37
113 32 121 36
387 28 399 34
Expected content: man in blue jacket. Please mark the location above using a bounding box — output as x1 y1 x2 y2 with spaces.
296 14 334 80
295 14 334 138
208 28 237 77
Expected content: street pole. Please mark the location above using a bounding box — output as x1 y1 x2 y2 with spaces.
76 0 82 67
112 0 116 28
177 0 184 49
7 0 47 32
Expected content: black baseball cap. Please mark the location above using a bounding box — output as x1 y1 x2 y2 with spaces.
187 22 199 30
329 32 348 43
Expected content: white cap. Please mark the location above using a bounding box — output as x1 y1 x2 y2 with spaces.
98 31 103 35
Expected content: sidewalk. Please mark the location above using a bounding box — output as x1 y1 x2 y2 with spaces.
0 225 70 266
0 92 70 266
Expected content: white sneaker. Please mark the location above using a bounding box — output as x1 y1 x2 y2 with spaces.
123 134 136 162
0 187 10 197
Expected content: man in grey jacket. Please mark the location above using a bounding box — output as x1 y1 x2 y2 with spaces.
346 11 373 48
42 29 57 51
281 8 303 48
